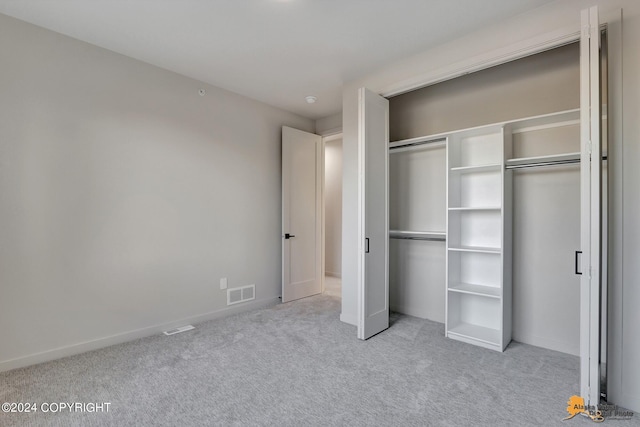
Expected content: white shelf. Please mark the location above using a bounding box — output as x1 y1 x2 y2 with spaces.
450 164 502 173
448 206 501 211
506 152 580 167
390 109 580 155
510 109 580 134
448 283 501 299
447 323 501 346
448 246 501 254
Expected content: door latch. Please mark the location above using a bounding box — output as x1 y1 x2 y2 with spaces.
284 233 295 239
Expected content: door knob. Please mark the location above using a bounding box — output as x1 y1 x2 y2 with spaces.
284 233 296 239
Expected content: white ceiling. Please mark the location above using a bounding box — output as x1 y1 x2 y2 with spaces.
0 0 554 120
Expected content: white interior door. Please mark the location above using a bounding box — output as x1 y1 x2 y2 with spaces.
579 5 602 407
357 88 389 340
282 126 322 303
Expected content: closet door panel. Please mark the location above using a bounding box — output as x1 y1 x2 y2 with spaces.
579 5 602 406
357 88 389 340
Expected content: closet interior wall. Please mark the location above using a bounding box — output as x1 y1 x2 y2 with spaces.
388 42 582 355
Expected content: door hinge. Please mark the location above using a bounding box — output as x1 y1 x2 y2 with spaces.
582 265 592 280
587 140 592 156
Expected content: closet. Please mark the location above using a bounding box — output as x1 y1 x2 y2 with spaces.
387 42 586 353
356 4 609 409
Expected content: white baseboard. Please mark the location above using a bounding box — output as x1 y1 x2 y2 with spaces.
390 304 445 324
390 304 427 320
0 296 280 373
511 332 579 356
340 312 357 326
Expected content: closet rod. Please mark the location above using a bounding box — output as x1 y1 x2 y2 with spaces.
506 154 608 170
389 235 446 242
506 159 580 170
389 137 447 152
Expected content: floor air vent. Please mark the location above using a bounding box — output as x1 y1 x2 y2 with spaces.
227 284 255 305
163 325 195 336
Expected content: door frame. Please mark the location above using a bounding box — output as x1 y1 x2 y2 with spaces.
360 8 622 404
318 132 344 293
281 127 343 301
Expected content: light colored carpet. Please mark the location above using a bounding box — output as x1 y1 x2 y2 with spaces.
0 294 637 426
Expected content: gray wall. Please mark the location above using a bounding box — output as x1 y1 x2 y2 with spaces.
315 113 342 136
342 0 640 412
389 43 579 139
0 13 314 370
324 139 342 277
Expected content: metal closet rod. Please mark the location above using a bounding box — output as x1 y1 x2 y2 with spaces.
506 155 608 170
389 137 447 151
389 235 446 242
506 159 580 170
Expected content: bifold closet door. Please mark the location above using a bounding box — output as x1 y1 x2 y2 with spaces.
357 88 389 340
579 5 603 407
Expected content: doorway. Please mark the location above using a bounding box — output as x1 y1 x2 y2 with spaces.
281 127 342 304
323 134 343 299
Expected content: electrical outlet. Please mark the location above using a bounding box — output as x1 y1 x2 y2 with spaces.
220 277 228 290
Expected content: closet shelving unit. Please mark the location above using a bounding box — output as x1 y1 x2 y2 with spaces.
445 124 512 351
388 108 583 353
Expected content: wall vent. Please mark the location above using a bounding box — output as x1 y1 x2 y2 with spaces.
227 284 255 306
163 325 195 336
